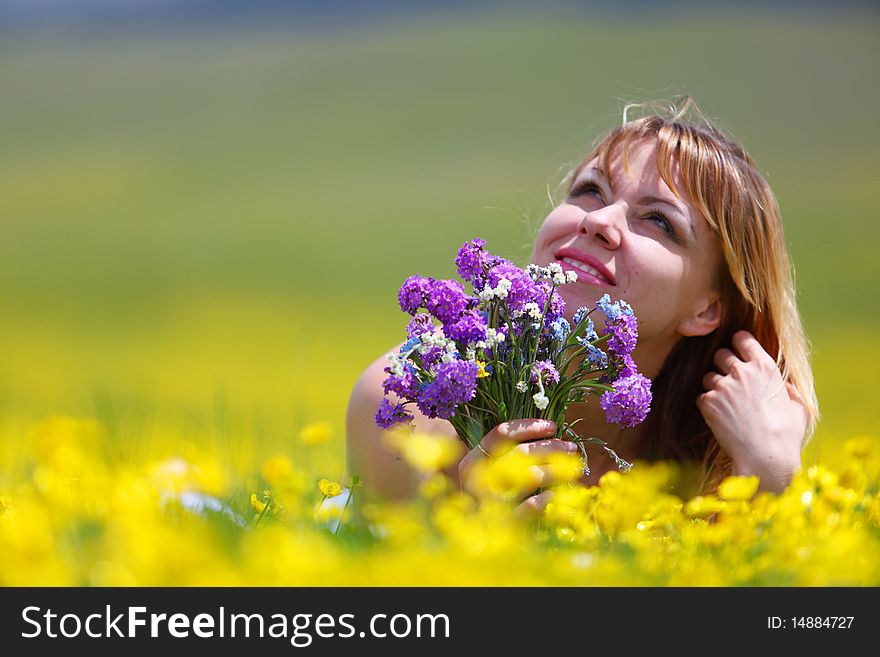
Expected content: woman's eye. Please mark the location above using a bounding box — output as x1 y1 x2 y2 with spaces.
647 212 676 239
571 181 604 200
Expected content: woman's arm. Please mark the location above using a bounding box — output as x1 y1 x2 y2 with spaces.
697 330 809 493
345 351 458 505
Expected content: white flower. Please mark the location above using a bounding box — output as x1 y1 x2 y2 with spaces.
465 348 476 361
547 262 566 284
386 353 405 377
418 328 451 354
483 328 505 348
495 278 511 299
479 288 495 301
565 270 579 283
524 302 542 320
526 264 544 281
516 381 529 393
493 330 505 343
533 392 549 410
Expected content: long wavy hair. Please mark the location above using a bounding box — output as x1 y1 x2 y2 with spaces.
564 97 819 494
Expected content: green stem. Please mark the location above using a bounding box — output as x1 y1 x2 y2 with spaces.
254 496 273 528
334 489 354 536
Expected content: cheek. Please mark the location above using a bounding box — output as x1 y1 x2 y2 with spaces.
623 251 684 297
533 211 578 258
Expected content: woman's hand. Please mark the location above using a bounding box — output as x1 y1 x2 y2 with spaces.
457 419 579 516
697 330 808 493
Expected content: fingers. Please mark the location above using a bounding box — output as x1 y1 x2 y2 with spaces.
514 490 554 521
713 347 739 375
784 380 804 404
517 438 580 458
702 371 723 390
459 419 559 485
481 418 557 455
731 330 773 364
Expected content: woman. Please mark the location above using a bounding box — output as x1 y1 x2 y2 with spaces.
346 97 818 512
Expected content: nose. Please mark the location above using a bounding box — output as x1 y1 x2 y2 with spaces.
579 203 625 249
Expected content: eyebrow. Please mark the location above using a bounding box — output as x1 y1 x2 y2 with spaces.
585 166 697 241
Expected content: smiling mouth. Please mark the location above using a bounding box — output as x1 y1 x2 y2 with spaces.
556 256 614 285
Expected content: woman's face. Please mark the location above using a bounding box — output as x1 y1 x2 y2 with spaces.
531 139 723 364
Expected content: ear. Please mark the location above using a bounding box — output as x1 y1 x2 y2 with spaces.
677 296 722 337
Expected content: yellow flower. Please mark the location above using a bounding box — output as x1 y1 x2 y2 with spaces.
718 475 760 501
684 495 726 519
250 493 267 513
476 361 490 378
319 479 343 498
467 445 542 500
843 435 877 461
418 473 452 499
383 430 464 474
545 452 584 484
314 504 342 524
299 422 332 446
262 455 294 487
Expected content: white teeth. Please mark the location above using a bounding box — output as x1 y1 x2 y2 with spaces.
561 257 608 282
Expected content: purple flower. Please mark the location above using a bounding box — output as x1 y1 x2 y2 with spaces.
533 280 566 323
444 308 488 344
487 261 536 313
599 371 652 428
383 364 419 399
530 360 560 387
420 346 444 370
416 360 479 419
455 238 489 289
604 311 638 357
426 279 469 324
619 354 638 376
398 275 433 315
406 313 433 339
375 398 414 429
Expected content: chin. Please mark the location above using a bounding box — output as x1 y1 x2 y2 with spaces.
557 284 598 321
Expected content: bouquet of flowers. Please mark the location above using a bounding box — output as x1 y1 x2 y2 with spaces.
375 238 652 475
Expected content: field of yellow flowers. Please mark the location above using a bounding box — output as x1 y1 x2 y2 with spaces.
2 13 879 588
1 414 877 586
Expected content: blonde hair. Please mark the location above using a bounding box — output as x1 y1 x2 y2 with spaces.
567 97 819 493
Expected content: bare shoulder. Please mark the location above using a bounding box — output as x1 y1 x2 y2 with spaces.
345 347 457 504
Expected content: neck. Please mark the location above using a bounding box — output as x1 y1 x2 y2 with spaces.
564 400 644 459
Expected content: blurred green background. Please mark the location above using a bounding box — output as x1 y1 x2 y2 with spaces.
1 5 878 472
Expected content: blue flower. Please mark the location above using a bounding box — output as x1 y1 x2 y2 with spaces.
400 336 421 354
549 316 571 341
573 306 591 325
